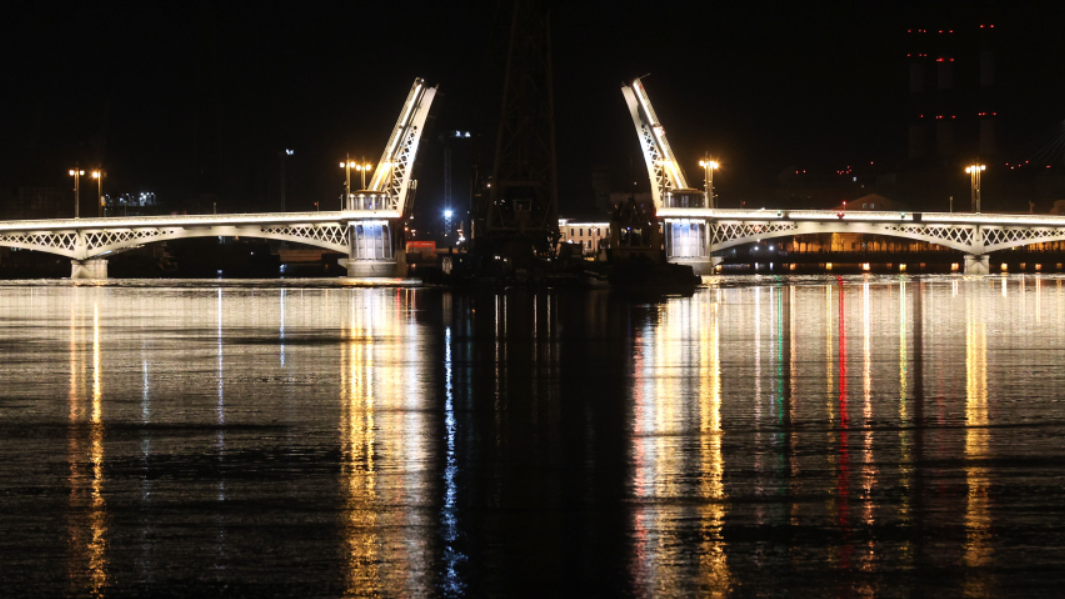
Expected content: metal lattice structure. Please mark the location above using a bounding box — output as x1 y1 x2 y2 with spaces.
10 209 1065 277
981 226 1065 252
708 222 800 246
883 224 976 246
482 0 559 246
0 212 367 261
621 77 689 210
365 78 438 216
655 208 1065 261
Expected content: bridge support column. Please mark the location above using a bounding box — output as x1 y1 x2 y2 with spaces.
341 220 409 277
341 250 408 277
70 259 108 280
672 256 722 275
665 219 716 274
964 254 990 275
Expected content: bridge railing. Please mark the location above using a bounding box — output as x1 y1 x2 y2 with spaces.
657 208 1065 226
0 209 402 232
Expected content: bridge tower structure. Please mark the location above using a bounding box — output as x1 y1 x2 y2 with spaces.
621 77 716 274
343 78 438 276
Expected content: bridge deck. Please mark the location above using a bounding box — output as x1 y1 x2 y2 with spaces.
656 208 1065 226
0 210 400 232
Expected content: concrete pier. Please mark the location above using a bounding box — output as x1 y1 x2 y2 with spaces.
964 254 990 275
70 259 108 280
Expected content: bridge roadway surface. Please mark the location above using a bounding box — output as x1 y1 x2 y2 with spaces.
3 209 1065 276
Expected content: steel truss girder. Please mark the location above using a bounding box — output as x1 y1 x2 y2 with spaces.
367 78 438 217
621 77 688 210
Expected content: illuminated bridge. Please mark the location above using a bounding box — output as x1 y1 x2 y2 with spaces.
0 210 406 278
0 77 438 279
657 208 1065 274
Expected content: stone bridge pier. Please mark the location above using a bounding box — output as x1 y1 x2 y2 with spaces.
963 254 990 275
70 259 108 279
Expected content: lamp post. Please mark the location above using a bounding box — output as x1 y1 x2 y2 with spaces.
91 170 104 217
965 164 986 213
279 149 294 211
698 155 719 209
355 159 373 190
340 155 352 210
68 166 85 218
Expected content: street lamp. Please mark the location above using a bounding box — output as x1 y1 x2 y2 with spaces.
68 167 85 218
354 161 373 190
340 157 352 209
91 170 104 217
698 155 719 209
965 164 986 213
279 149 294 212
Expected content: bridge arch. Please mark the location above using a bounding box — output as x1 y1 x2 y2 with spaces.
703 219 977 254
981 226 1065 253
0 223 350 261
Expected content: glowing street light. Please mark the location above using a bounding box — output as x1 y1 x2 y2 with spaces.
699 155 720 209
68 167 85 218
354 161 373 190
965 164 986 213
340 157 352 209
91 170 104 217
340 157 375 209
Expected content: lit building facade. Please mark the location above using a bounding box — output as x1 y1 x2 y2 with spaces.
558 217 610 255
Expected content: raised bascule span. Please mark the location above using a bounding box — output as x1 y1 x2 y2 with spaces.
0 78 437 279
622 77 715 273
621 78 1051 275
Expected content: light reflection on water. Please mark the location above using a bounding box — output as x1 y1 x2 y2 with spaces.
2 276 1065 596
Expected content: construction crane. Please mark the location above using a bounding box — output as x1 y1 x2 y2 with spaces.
477 0 559 261
360 78 438 219
620 76 691 210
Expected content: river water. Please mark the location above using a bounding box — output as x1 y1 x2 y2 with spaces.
1 276 1064 597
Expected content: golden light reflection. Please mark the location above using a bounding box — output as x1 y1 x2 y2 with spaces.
340 292 380 595
898 281 912 523
89 303 107 595
67 299 108 596
631 291 731 595
964 289 992 595
699 298 730 596
861 283 878 531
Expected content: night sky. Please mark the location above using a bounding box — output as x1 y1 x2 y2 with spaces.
2 1 1063 217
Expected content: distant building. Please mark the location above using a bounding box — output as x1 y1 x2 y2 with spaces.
831 193 908 212
559 217 610 255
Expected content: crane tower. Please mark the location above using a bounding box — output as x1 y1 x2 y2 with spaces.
477 0 559 263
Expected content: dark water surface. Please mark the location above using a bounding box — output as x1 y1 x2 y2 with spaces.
2 276 1065 597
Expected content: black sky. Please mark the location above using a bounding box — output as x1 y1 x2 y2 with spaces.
2 1 1063 216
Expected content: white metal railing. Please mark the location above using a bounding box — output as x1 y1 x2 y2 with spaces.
0 209 401 232
656 208 1065 227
